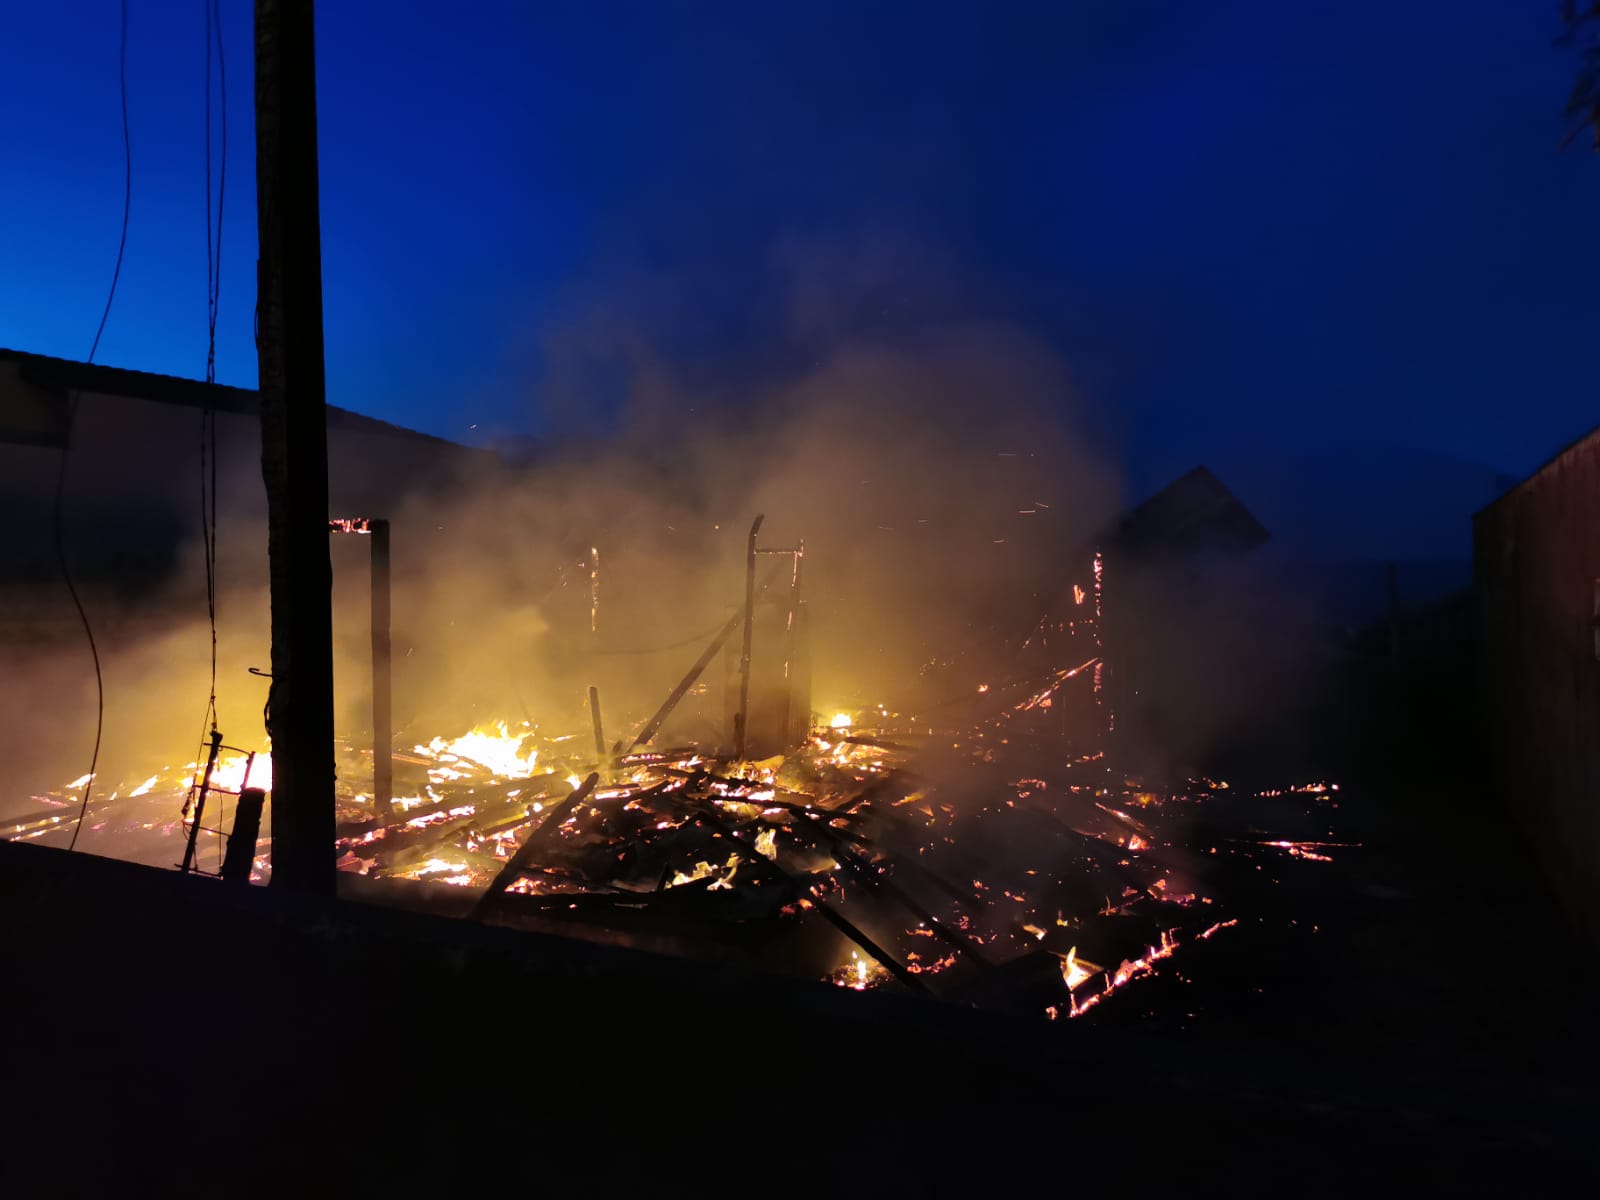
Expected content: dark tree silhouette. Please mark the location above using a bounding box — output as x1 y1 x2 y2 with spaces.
1561 2 1600 147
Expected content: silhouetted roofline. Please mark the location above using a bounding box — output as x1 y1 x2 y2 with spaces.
1475 423 1600 520
1 346 483 454
1109 465 1270 556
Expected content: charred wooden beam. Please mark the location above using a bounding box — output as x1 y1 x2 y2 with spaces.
473 773 599 917
688 798 927 994
780 540 804 747
220 788 266 885
366 815 482 869
703 791 869 832
334 775 556 841
734 514 764 760
834 772 903 816
328 517 393 818
589 685 607 768
792 809 993 969
874 845 986 911
371 518 392 818
627 612 744 752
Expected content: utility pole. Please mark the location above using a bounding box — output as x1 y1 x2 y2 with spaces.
254 0 336 897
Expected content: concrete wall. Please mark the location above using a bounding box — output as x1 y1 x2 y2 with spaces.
1475 429 1600 946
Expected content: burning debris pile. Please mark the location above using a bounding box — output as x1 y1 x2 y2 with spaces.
10 686 1348 1023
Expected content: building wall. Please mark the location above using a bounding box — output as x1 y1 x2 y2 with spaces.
1475 430 1600 946
0 367 493 592
0 363 500 800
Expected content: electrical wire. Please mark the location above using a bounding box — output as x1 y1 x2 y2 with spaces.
208 0 229 871
61 0 132 851
186 0 230 868
201 0 225 720
593 618 734 656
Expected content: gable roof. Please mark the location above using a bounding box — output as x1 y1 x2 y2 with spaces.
1111 465 1270 557
1475 423 1600 520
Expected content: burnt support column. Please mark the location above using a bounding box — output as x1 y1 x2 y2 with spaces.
371 518 392 818
221 789 267 885
789 599 812 747
779 541 805 748
255 0 336 897
589 685 606 765
734 514 764 760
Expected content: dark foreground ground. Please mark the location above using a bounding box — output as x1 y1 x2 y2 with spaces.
2 779 1595 1196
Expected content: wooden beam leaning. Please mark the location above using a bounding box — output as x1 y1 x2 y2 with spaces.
472 772 599 918
690 796 927 994
626 612 744 753
589 685 607 768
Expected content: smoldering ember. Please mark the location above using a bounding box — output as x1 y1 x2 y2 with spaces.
5 3 1600 1190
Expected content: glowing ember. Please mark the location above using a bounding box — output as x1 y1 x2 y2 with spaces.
668 854 740 889
1070 930 1178 1017
830 951 887 991
397 857 476 886
1263 840 1341 863
1060 946 1096 991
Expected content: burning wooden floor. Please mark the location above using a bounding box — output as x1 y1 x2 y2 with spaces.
7 683 1350 1024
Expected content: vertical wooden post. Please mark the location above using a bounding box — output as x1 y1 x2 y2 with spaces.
779 542 804 748
588 685 607 766
371 519 392 819
734 514 764 760
255 0 336 897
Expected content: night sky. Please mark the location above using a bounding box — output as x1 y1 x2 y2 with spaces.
5 2 1598 567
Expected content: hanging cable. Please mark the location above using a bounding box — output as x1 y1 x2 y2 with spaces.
187 0 230 863
60 0 132 851
202 0 227 720
203 0 228 694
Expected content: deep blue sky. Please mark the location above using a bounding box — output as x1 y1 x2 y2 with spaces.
4 2 1598 534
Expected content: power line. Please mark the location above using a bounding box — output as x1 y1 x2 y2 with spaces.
189 0 230 868
202 0 226 716
60 0 133 851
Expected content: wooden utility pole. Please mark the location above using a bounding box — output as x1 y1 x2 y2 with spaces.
254 0 336 897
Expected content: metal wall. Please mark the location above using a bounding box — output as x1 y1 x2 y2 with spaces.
1475 429 1600 945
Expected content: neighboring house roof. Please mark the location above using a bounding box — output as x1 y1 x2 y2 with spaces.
1111 465 1270 557
0 346 482 455
1475 423 1600 520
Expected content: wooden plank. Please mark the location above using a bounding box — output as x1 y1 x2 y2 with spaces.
473 773 599 917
